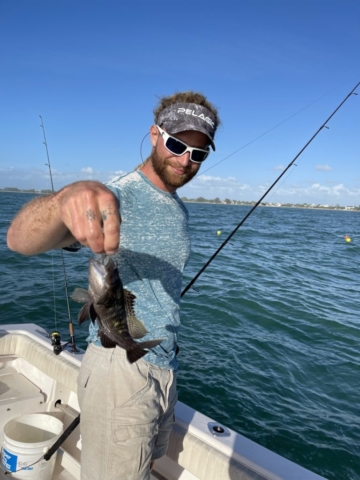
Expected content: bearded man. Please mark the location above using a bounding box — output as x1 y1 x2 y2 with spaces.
7 91 220 480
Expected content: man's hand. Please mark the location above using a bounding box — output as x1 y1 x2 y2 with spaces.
7 180 121 256
58 181 120 254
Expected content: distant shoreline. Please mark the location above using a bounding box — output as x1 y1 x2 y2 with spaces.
182 201 359 212
0 190 358 212
0 191 46 195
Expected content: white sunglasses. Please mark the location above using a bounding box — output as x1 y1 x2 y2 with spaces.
156 125 210 163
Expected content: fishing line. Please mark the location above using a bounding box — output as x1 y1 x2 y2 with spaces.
181 81 360 297
197 83 351 177
139 84 347 178
51 252 58 330
190 83 355 243
139 132 150 163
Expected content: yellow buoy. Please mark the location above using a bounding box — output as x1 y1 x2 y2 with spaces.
217 230 222 235
344 235 352 243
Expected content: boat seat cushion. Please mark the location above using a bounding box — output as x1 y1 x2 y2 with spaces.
0 333 79 394
168 423 268 480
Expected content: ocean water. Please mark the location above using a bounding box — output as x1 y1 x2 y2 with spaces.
1 192 359 480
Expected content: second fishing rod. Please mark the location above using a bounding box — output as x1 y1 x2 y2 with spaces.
39 115 79 354
181 81 359 297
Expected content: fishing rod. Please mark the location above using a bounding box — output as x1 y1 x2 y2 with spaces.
181 81 360 297
4 119 83 475
39 115 79 354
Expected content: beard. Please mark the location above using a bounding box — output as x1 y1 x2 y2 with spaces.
150 149 199 189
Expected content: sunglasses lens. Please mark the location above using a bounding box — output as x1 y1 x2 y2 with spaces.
191 150 208 163
166 137 187 155
161 128 209 163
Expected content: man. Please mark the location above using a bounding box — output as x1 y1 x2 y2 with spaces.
7 91 220 479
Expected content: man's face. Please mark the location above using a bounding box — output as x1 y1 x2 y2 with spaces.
150 128 209 192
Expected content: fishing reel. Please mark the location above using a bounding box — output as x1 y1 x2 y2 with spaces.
49 329 79 355
50 331 63 355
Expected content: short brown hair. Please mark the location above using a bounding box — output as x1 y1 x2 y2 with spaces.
153 91 221 133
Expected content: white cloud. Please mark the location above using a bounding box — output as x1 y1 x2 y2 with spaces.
274 183 360 204
181 174 252 200
315 165 333 171
1 167 359 206
181 174 360 206
81 167 93 174
0 167 127 191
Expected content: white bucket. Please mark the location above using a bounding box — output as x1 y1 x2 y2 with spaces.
1 414 63 479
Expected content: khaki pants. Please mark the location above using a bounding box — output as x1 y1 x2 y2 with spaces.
77 343 177 480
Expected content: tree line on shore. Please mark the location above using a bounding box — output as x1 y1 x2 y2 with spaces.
0 187 52 194
180 196 360 210
1 188 358 210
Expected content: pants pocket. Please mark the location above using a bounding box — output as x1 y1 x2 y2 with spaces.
108 405 159 479
76 365 92 410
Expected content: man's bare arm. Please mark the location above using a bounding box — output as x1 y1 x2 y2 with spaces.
6 181 120 255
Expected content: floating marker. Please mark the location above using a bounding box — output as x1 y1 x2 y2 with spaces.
344 235 352 243
217 230 222 236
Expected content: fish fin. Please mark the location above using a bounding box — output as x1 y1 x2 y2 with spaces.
128 316 148 339
71 288 90 303
99 330 117 349
78 304 90 325
89 304 97 322
124 289 137 309
138 338 165 350
126 338 165 364
78 303 97 325
124 289 148 339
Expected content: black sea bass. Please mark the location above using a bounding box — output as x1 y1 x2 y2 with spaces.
71 257 163 363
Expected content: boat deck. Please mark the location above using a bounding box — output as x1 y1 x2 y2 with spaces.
0 325 327 480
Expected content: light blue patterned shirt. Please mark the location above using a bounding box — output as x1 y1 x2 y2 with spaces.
87 170 190 371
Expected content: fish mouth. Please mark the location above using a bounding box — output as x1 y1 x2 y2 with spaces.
89 256 120 297
88 258 107 293
89 257 107 274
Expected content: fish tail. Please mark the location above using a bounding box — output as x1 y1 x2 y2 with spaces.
126 347 148 364
126 338 165 364
99 330 117 349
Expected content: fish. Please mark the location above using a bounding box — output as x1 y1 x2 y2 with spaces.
71 257 164 363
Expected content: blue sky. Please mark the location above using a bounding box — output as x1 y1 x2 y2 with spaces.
1 0 359 206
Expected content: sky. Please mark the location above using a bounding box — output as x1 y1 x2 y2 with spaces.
1 0 359 206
